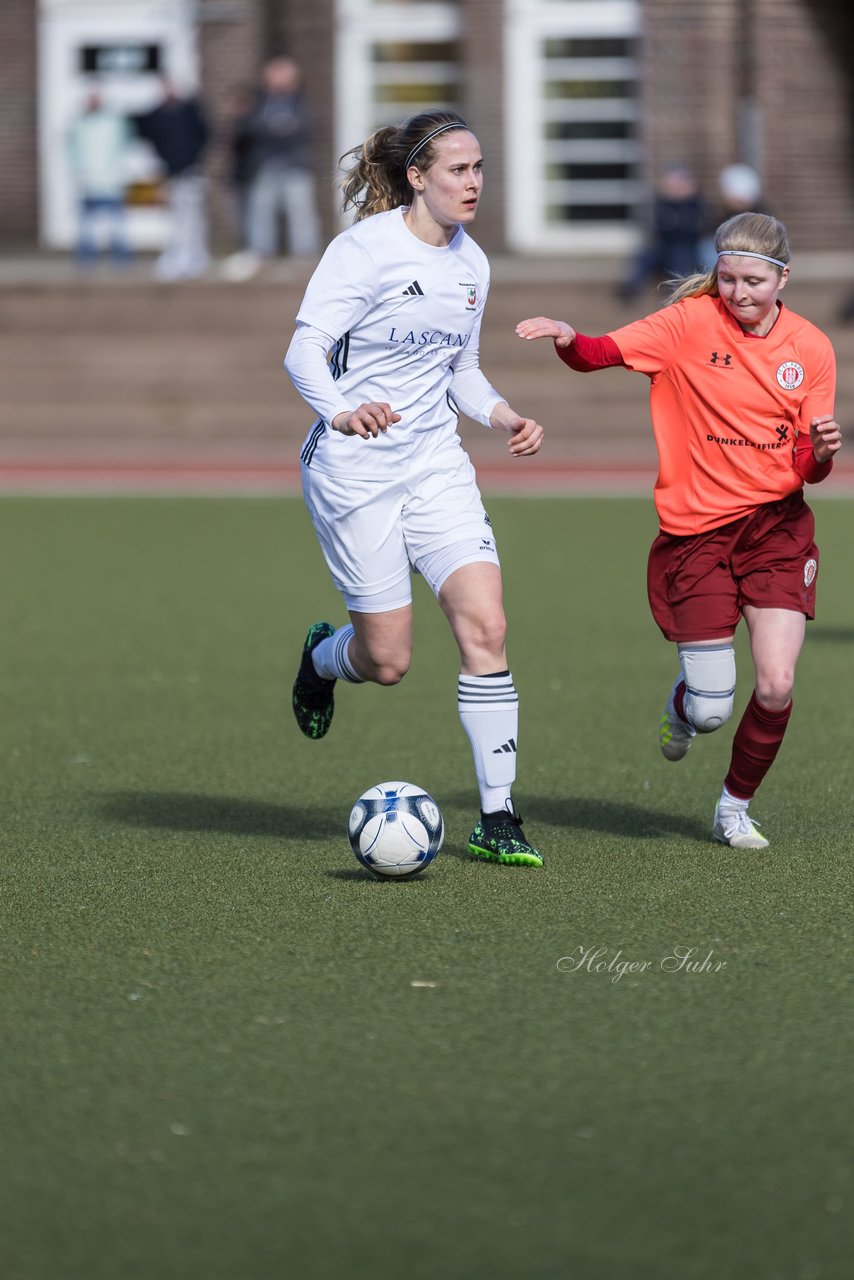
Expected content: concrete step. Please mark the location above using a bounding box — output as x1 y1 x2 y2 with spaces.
1 276 851 475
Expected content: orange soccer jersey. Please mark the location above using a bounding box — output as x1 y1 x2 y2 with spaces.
608 295 836 535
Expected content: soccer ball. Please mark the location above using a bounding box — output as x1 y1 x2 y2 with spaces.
348 781 444 878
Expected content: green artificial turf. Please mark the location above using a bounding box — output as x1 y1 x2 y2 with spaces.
0 495 852 1280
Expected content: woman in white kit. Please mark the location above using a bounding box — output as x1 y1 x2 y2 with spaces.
285 110 544 867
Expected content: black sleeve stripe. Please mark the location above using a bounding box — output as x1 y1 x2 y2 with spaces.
330 331 351 382
300 418 325 467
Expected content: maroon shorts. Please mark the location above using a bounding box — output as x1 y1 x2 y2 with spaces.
647 491 818 642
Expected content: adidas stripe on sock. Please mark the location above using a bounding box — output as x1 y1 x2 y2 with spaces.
312 624 364 683
458 671 519 813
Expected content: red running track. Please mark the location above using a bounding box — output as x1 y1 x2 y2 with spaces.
0 458 852 495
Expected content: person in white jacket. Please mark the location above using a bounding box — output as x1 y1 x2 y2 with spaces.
285 110 545 868
67 89 131 266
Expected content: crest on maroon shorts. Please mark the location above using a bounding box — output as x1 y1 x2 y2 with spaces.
804 558 817 587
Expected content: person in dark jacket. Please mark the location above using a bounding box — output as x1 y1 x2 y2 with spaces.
135 78 210 280
617 165 704 300
224 83 256 249
243 56 322 264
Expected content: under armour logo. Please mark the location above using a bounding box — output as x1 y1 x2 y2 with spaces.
402 280 424 296
709 351 732 365
776 424 789 442
492 738 517 755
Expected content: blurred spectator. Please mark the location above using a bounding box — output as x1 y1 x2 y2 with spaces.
617 165 704 300
134 79 210 281
67 88 132 268
223 83 257 250
240 56 322 269
700 163 766 268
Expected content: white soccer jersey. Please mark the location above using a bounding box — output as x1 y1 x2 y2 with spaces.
285 207 503 478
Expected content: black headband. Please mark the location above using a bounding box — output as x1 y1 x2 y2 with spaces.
404 121 468 171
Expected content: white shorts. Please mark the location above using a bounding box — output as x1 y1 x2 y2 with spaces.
302 444 499 613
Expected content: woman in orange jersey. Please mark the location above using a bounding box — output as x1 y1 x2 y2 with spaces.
516 211 842 848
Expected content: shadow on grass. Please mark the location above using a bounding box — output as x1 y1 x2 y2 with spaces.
441 791 706 842
326 868 431 885
99 790 342 840
101 790 706 846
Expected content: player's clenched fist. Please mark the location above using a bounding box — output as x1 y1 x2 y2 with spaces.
809 414 842 464
508 418 544 457
489 402 544 456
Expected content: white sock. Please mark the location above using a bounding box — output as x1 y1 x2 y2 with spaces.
719 785 748 812
457 671 519 813
312 625 364 684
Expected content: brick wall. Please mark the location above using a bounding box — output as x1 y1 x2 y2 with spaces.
0 0 39 245
197 0 338 244
641 0 854 250
195 0 339 250
197 0 268 251
277 0 338 242
641 1 742 213
756 0 854 249
459 0 505 254
3 0 852 254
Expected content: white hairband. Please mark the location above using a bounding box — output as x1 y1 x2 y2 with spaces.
717 249 787 269
405 121 467 171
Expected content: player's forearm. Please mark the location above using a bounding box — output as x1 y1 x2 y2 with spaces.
448 364 503 427
284 324 352 425
794 440 833 484
556 332 624 372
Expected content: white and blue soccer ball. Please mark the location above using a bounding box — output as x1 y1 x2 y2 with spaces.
348 781 444 878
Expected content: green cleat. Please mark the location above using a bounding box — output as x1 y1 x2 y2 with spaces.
468 802 543 868
292 622 336 739
659 678 695 761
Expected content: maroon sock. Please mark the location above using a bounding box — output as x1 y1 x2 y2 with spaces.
724 692 793 801
674 680 688 722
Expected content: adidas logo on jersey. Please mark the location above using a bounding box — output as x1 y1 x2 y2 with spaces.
402 280 424 296
492 738 517 755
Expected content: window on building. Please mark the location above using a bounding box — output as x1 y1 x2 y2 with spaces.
542 34 640 227
505 0 642 252
335 1 461 167
371 40 460 116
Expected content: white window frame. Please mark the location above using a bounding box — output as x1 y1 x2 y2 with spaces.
334 1 461 220
38 0 199 248
504 0 642 254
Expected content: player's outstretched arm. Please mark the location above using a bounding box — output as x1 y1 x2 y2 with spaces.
515 317 577 348
332 403 401 439
809 414 842 463
489 401 544 457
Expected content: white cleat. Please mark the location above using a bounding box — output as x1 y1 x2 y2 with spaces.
712 802 769 849
659 679 696 761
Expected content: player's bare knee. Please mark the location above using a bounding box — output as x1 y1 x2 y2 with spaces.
459 613 506 663
352 640 411 685
366 652 411 685
374 661 409 686
754 674 794 710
